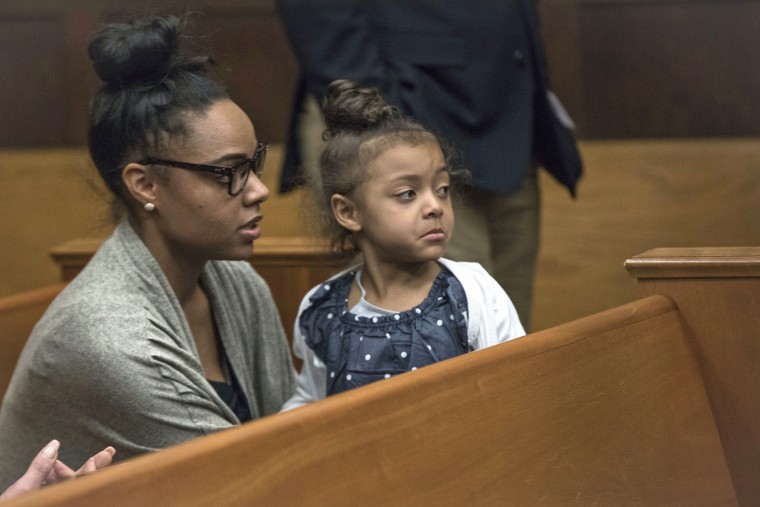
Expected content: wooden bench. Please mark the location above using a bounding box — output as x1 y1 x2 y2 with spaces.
0 283 65 399
9 247 759 505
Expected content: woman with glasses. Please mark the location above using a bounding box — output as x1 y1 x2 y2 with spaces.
0 15 296 489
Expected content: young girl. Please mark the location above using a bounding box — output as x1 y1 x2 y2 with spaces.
282 80 525 409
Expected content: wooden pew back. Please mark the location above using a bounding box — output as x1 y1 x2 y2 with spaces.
0 284 65 399
11 295 736 506
626 247 760 505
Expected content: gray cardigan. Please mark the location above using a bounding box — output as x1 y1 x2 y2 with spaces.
0 222 296 488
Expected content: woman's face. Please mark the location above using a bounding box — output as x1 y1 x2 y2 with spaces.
150 99 269 262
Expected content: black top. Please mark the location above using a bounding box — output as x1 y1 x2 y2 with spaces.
208 367 251 423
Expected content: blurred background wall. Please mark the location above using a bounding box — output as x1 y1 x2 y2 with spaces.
1 0 759 330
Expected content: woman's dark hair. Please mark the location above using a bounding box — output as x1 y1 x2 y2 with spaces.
87 15 228 215
314 79 468 258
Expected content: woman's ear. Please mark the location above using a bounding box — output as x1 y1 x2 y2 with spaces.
331 194 362 232
122 162 158 208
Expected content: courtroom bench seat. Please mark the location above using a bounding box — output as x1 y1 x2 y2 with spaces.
9 295 738 506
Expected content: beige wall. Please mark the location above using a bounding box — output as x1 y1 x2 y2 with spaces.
2 140 759 331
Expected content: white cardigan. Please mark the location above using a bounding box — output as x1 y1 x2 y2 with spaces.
282 258 525 410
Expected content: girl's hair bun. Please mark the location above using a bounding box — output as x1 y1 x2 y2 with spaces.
88 16 179 86
322 79 400 138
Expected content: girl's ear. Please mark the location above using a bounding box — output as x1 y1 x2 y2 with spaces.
122 163 158 209
331 194 362 232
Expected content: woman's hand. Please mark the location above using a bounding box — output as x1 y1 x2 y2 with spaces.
0 440 115 501
49 445 115 483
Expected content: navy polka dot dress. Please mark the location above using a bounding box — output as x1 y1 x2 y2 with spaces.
299 267 470 396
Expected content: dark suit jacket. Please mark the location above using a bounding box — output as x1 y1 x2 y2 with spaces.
278 0 582 195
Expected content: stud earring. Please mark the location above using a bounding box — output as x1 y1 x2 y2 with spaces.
144 202 156 212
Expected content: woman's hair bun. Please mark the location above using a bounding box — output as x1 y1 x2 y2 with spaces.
88 16 179 86
322 79 400 138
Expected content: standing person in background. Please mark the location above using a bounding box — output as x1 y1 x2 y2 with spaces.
277 0 583 329
0 15 296 490
0 442 114 502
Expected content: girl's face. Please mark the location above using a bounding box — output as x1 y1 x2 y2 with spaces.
150 99 269 262
350 141 454 266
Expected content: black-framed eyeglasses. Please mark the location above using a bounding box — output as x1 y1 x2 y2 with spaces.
140 142 268 197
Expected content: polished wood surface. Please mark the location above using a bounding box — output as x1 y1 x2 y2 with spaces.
6 295 737 506
626 247 760 506
625 246 760 278
0 283 65 399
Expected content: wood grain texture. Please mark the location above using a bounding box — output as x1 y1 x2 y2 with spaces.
4 0 760 146
628 252 760 506
7 296 737 506
541 0 760 137
625 246 760 278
